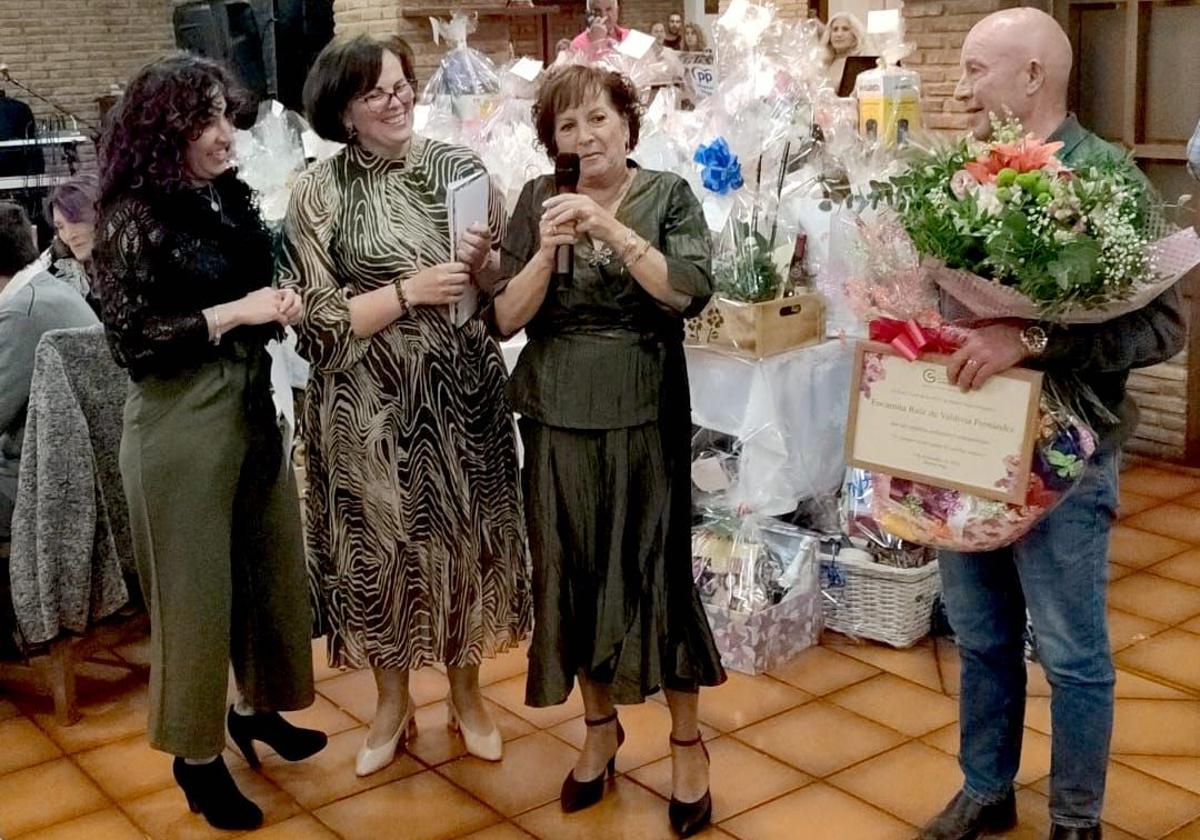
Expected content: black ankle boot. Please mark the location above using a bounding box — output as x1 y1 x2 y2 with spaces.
921 789 1017 840
172 756 263 831
1050 825 1101 840
227 705 327 769
668 733 712 838
560 712 624 813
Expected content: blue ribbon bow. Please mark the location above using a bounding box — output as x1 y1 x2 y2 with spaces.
694 138 745 195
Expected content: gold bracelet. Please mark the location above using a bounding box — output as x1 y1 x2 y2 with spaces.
627 238 653 269
620 227 640 260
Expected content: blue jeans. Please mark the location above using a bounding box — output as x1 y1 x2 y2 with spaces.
939 448 1118 829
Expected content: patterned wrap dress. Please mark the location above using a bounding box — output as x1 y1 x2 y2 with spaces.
278 137 531 671
500 165 726 707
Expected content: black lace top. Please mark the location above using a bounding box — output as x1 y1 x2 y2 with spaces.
93 170 278 381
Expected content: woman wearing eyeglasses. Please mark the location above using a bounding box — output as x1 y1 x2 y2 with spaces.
279 34 530 775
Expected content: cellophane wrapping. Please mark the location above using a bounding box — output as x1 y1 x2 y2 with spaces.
692 510 823 673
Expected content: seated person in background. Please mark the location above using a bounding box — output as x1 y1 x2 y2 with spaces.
682 23 708 53
664 13 684 50
0 201 98 541
42 176 100 310
651 21 667 47
822 12 868 88
571 0 628 59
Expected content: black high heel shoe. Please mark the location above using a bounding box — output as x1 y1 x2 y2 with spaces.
668 732 712 838
172 756 263 831
227 705 328 769
560 711 625 813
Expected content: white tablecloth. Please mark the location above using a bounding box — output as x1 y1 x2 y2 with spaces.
686 339 855 516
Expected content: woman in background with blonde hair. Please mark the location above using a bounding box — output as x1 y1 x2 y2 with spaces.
682 22 708 53
822 12 867 87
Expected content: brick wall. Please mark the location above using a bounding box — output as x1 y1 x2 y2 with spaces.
901 0 1021 132
333 1 588 87
1126 355 1190 460
717 0 810 19
0 0 175 173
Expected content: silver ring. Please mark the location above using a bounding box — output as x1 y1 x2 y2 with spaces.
965 358 979 367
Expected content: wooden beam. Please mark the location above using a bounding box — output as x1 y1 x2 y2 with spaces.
1121 0 1140 149
1133 143 1189 161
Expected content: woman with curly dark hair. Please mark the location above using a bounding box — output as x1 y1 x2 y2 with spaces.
93 53 326 831
491 64 725 836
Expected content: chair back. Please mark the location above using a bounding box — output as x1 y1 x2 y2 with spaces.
37 325 134 573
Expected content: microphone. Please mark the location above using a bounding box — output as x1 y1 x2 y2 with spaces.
553 152 580 282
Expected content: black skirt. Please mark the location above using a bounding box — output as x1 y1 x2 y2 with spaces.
520 401 726 707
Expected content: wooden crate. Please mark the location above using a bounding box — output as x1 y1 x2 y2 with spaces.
686 293 826 358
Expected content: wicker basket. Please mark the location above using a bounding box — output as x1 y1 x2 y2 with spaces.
821 552 941 648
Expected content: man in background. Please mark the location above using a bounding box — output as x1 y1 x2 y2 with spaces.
570 0 628 59
664 12 685 50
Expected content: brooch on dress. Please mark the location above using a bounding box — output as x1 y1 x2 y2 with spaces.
583 239 615 267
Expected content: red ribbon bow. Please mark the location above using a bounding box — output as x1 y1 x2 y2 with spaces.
869 318 962 361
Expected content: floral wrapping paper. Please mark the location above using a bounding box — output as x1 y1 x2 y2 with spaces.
693 518 823 674
930 226 1200 324
703 590 822 675
858 382 1096 553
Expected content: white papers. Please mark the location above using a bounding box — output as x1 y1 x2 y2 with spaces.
691 457 732 493
446 170 490 327
509 56 544 82
617 29 656 60
301 130 344 162
867 9 902 34
413 103 432 132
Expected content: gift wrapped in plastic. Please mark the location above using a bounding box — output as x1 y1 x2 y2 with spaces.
692 513 822 673
233 100 307 226
852 333 1098 553
690 426 741 513
840 467 935 568
422 12 501 120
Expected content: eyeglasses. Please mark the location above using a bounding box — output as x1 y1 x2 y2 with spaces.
359 80 416 113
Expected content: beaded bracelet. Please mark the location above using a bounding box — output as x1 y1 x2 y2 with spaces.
393 277 409 313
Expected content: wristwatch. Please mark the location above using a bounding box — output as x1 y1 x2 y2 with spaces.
1020 324 1049 357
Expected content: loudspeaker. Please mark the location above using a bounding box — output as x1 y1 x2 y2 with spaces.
173 0 270 116
173 0 333 116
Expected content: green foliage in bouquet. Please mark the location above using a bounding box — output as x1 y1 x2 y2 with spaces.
713 221 782 303
868 120 1156 314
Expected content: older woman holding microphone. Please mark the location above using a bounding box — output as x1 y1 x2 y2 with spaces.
490 64 725 838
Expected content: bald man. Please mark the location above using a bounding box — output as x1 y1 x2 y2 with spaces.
922 10 1186 840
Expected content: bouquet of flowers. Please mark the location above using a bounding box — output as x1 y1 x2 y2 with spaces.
875 119 1200 322
840 217 1098 552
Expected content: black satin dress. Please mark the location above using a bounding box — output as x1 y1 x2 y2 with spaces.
500 165 727 706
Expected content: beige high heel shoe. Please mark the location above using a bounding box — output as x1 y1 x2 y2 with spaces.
355 700 417 777
447 699 503 761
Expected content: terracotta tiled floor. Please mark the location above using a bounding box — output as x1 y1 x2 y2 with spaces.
3 460 1200 839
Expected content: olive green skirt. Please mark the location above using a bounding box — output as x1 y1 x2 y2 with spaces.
520 415 726 708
